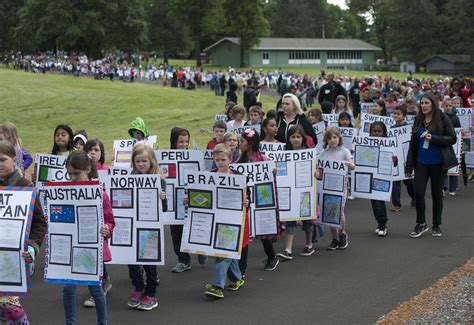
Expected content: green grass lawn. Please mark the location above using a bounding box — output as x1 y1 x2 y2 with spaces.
0 68 238 162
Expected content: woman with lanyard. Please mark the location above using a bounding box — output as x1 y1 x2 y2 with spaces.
275 93 317 145
405 92 457 238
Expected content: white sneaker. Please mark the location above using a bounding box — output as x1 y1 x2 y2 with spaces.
449 192 455 196
83 296 95 308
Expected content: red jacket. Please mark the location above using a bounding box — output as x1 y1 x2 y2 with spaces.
102 191 115 262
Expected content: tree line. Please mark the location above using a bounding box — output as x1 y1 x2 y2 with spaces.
1 0 471 66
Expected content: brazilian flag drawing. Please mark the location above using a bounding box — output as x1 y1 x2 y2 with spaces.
189 190 212 209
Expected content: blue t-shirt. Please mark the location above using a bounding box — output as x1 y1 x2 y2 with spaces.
416 128 441 165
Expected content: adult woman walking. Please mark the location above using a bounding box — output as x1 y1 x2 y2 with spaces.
405 92 457 238
275 93 317 145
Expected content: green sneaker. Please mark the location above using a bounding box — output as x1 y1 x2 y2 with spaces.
204 285 224 298
225 279 245 291
171 263 191 273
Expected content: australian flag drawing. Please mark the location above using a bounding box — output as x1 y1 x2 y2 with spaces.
50 205 75 223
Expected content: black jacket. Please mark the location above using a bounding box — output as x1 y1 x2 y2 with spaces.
275 111 317 145
406 113 457 173
318 81 347 105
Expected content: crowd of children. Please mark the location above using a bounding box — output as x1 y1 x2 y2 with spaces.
0 73 472 324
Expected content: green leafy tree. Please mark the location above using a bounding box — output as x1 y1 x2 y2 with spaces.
0 0 25 52
224 0 269 67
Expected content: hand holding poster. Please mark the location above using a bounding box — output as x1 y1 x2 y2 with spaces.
265 149 317 221
181 171 247 259
155 150 205 224
316 159 348 229
103 175 164 265
43 181 104 285
351 136 395 201
113 136 157 168
0 187 36 296
231 161 278 237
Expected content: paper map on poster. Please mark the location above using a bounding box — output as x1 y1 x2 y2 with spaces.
231 161 278 237
43 181 104 285
181 171 246 259
102 174 164 265
0 188 35 296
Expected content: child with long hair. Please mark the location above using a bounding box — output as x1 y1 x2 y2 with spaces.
237 128 280 271
369 122 390 236
0 122 33 172
277 126 315 259
0 141 46 325
260 117 280 143
127 142 167 310
52 124 74 156
319 127 354 249
63 150 115 324
169 128 208 273
84 139 109 172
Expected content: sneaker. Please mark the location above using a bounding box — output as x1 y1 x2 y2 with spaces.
348 195 355 200
338 233 348 249
449 192 455 196
225 279 245 291
171 263 191 273
102 277 112 295
327 238 339 251
374 227 380 234
390 206 401 212
299 247 315 256
432 225 443 237
197 254 208 265
410 199 416 207
276 251 293 261
377 226 387 237
127 289 144 308
83 296 95 308
264 257 279 271
442 190 446 197
410 223 428 238
137 296 158 311
204 285 224 298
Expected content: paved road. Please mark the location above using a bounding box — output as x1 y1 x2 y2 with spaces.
23 185 473 324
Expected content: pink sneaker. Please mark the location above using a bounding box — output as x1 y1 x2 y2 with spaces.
127 289 143 308
1 298 26 322
137 296 158 311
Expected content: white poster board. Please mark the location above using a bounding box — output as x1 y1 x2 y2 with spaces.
0 188 36 296
231 161 278 237
323 114 339 126
388 124 413 181
457 108 472 139
448 128 462 175
203 150 214 171
181 171 247 259
43 181 104 285
260 142 285 152
360 102 376 114
313 121 326 153
316 159 348 229
103 175 164 265
113 136 157 168
351 136 395 201
155 150 205 225
265 149 317 221
35 154 70 183
338 127 358 152
360 113 394 135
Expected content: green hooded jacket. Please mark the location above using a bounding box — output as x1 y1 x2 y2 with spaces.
128 117 150 139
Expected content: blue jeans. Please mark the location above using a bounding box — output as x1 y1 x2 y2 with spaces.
443 175 458 192
212 258 241 289
63 284 107 325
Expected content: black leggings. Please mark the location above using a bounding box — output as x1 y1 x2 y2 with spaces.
414 163 444 226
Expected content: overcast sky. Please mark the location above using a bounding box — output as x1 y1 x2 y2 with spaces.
327 0 349 10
